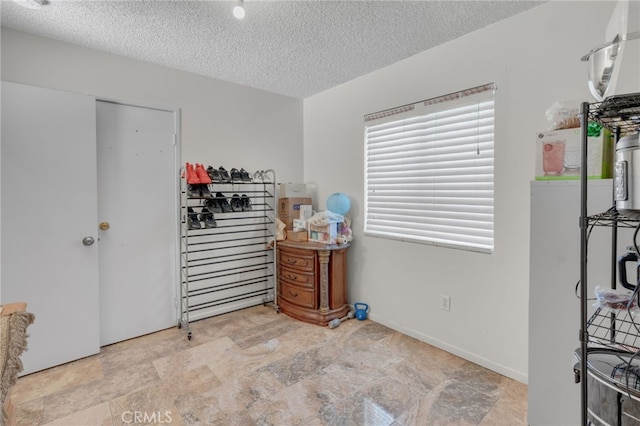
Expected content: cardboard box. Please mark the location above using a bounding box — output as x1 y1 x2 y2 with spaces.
535 127 613 180
278 197 312 230
278 197 312 217
278 183 307 198
308 222 339 244
286 230 308 242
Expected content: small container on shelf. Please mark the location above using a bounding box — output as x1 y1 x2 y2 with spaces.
286 230 308 242
308 222 338 244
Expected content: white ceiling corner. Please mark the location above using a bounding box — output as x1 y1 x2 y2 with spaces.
0 0 544 99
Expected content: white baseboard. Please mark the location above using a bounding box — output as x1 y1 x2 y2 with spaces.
369 313 528 385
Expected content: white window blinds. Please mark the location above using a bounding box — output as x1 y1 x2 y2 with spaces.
364 84 495 253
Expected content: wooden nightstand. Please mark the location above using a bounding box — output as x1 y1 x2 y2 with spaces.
276 240 350 326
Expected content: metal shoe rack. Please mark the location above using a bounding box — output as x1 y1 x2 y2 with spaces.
577 93 640 425
178 169 277 340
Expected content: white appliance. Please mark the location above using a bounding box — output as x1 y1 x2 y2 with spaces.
528 180 634 425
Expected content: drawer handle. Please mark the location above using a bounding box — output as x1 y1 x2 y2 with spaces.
286 273 300 281
288 289 298 297
286 259 298 265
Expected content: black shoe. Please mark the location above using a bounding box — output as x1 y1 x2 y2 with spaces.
187 184 200 198
200 184 213 199
240 169 252 182
204 198 222 213
231 194 243 212
230 168 243 183
218 167 232 182
206 166 222 183
216 192 233 213
199 210 217 228
187 207 201 229
241 194 252 211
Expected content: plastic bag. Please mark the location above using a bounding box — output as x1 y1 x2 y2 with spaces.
266 217 287 249
546 100 581 130
307 210 344 226
594 286 639 314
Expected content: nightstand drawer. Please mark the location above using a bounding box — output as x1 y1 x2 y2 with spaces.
279 252 315 272
280 266 315 288
279 282 315 309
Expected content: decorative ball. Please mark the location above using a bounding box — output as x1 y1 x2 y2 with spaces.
326 192 351 215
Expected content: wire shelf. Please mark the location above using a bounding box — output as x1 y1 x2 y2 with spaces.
588 93 640 136
587 207 640 229
588 307 640 353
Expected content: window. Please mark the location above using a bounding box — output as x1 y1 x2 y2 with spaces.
364 83 495 253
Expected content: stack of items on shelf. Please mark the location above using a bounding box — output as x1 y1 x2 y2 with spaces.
278 183 312 242
534 101 613 180
185 163 213 198
184 162 263 230
307 211 344 244
185 163 273 186
307 192 353 244
572 1 640 421
187 193 254 229
206 165 252 183
187 206 216 230
184 163 256 196
179 166 277 339
277 184 353 245
574 92 640 425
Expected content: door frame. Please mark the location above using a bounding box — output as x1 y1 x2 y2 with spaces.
96 97 182 329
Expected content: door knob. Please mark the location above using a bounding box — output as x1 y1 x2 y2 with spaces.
99 221 110 231
82 236 95 246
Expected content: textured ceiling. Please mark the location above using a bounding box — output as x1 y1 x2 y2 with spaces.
1 0 543 99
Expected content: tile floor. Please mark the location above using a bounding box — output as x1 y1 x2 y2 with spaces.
10 305 527 425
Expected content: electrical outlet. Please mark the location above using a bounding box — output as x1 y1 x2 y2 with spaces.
441 295 451 312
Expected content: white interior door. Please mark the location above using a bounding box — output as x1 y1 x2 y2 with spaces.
96 101 178 346
1 81 100 374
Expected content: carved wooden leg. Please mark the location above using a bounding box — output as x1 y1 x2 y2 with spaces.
318 250 330 313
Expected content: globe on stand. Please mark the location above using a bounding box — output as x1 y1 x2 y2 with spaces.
326 193 351 215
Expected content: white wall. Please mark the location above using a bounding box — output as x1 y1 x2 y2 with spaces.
303 1 618 383
2 2 629 385
0 28 303 183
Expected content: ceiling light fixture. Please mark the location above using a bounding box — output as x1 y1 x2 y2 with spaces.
233 0 245 19
12 0 43 9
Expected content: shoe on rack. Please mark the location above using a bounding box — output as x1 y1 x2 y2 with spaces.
187 184 200 198
253 170 263 182
187 207 201 229
218 167 232 182
206 166 222 183
200 184 213 199
185 163 201 185
231 194 243 212
195 164 212 184
216 192 233 213
241 194 252 211
204 198 222 214
240 169 252 182
199 210 217 228
230 168 243 183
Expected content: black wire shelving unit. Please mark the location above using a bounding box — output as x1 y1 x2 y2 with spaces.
578 93 640 425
